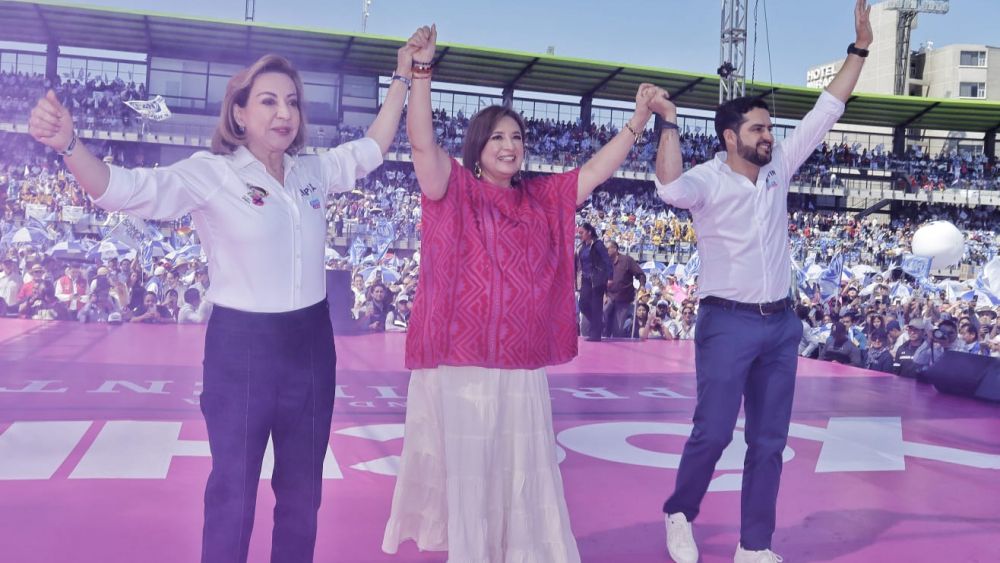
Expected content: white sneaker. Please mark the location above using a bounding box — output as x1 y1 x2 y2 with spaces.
734 543 783 563
665 513 699 563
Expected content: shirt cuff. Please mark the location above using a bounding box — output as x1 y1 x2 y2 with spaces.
654 174 680 205
653 173 669 191
91 165 131 212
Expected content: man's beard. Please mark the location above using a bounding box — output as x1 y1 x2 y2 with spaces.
736 136 772 166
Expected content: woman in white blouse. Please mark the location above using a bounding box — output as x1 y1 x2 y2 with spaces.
28 29 426 563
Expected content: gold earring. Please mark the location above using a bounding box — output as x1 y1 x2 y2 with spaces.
474 162 482 178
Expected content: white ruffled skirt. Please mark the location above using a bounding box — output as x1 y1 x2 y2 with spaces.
382 365 581 563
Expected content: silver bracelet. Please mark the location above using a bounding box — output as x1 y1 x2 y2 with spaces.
390 72 412 90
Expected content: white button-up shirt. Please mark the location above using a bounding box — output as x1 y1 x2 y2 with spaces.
95 138 382 313
656 90 845 303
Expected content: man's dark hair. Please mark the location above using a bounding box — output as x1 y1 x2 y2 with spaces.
831 321 848 341
960 323 978 340
938 319 958 332
714 96 770 147
184 288 200 303
607 241 619 251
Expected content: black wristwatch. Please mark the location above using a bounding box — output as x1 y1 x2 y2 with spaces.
847 42 869 58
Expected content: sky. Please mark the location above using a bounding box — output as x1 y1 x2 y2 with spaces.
35 0 1000 87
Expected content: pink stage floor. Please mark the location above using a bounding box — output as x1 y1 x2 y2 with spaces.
1 319 999 562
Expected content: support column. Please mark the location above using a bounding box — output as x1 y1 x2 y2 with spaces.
502 86 514 108
580 95 592 127
892 125 906 157
45 42 59 84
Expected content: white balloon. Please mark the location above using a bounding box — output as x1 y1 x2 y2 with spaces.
911 221 965 269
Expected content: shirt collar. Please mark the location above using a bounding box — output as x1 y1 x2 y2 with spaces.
230 145 297 175
713 150 772 182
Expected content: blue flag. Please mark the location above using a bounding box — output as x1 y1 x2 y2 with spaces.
890 281 912 301
348 236 368 266
901 254 933 280
817 252 844 301
683 252 700 281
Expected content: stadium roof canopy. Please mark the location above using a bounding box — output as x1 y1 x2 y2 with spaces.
2 0 999 133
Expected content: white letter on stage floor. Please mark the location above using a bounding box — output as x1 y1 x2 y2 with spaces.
0 421 91 480
70 421 343 479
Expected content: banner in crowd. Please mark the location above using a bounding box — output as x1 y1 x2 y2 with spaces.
901 254 933 280
123 95 172 122
104 214 163 248
24 203 49 222
61 206 86 224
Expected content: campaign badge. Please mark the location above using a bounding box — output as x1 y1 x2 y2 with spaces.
242 184 269 206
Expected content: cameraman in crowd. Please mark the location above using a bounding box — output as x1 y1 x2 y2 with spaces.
911 318 965 374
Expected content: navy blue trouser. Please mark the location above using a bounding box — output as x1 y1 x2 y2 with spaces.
579 277 605 339
663 300 801 550
200 300 336 563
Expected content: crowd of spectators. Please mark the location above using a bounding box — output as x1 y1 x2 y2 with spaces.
339 108 1000 189
4 78 1000 386
0 247 212 324
3 71 998 186
1 70 145 131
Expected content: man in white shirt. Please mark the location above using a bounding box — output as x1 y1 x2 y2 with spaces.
651 3 872 562
0 258 22 312
178 287 213 324
189 267 211 299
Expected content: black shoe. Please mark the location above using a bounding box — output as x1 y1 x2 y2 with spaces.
585 336 602 342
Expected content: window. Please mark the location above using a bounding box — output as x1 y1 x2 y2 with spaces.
959 82 986 99
1 52 46 75
423 90 500 118
54 56 146 86
592 106 649 131
147 58 210 110
959 50 987 67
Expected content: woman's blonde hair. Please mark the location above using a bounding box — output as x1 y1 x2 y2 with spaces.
211 54 308 155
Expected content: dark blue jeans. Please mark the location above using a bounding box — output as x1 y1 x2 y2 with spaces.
663 300 801 551
200 300 336 563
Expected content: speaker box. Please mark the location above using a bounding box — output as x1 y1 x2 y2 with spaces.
974 366 1000 402
326 269 358 335
924 351 1000 402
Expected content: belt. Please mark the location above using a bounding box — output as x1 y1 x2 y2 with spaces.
700 295 792 316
